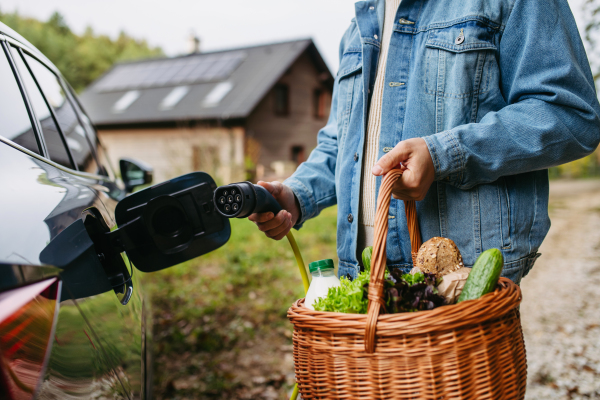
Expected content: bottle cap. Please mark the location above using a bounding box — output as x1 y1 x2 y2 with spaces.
309 259 335 274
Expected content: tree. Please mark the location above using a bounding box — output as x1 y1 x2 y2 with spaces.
0 10 164 92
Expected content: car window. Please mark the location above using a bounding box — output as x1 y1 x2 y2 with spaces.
67 89 112 177
0 45 41 154
9 46 74 169
96 142 116 180
22 52 101 174
68 92 98 151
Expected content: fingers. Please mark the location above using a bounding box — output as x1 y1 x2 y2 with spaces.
255 210 288 231
248 212 274 223
373 138 435 201
372 142 411 176
249 210 293 240
249 180 296 240
257 180 283 197
265 212 293 240
390 170 427 201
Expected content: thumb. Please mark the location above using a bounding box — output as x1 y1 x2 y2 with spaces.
257 181 283 197
372 142 411 176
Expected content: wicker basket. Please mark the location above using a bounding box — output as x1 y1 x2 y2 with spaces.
288 169 527 399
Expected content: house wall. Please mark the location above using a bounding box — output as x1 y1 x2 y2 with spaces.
245 50 332 180
98 126 245 185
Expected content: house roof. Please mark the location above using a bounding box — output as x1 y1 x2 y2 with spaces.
79 38 332 127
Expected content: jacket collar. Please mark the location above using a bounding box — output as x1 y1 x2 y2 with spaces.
354 1 382 43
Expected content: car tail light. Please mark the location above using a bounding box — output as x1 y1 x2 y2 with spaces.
0 278 60 400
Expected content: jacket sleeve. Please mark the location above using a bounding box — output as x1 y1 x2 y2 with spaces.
283 79 339 228
423 0 600 189
283 26 355 228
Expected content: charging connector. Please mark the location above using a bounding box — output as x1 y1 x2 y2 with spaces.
214 182 282 218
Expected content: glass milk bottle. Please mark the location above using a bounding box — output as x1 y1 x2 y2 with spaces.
304 259 340 310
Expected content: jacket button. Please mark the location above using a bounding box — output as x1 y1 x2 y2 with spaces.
347 213 354 223
354 152 359 162
455 28 465 45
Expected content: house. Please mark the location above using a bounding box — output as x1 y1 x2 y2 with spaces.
80 38 333 184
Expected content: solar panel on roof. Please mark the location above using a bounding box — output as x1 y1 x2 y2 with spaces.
94 51 246 92
153 59 187 86
171 59 198 85
185 58 214 82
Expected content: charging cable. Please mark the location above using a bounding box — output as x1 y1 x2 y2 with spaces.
286 232 310 293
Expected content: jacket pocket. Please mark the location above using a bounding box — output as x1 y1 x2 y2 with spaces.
336 51 362 152
424 19 498 99
337 50 362 80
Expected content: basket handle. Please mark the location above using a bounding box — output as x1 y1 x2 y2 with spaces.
364 169 422 353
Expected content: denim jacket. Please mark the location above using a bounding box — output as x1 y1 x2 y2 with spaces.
284 0 600 283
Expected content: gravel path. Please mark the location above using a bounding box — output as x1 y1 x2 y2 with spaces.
522 179 600 400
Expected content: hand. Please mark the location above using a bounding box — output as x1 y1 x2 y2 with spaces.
248 181 301 240
371 138 435 201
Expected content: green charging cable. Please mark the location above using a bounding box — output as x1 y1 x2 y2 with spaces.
286 232 310 293
285 231 309 400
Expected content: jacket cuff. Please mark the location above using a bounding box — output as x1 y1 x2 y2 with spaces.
283 177 317 229
423 130 465 186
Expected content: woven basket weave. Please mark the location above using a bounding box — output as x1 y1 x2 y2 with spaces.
288 169 527 399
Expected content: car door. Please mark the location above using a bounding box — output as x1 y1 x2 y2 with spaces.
8 43 151 399
0 34 232 400
0 36 133 399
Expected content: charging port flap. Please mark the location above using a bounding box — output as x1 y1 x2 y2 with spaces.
111 172 231 272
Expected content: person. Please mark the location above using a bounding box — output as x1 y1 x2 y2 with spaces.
249 0 600 284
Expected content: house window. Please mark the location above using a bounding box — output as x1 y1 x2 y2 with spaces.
313 88 326 119
202 81 234 108
113 90 140 113
291 145 305 165
160 86 189 110
274 84 289 116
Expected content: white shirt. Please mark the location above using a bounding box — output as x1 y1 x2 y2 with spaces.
358 0 402 257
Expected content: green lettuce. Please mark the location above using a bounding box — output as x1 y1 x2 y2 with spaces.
313 270 370 314
312 247 446 314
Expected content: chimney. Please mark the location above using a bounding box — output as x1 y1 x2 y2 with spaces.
187 31 200 54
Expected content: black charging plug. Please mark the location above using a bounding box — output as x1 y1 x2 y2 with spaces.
213 182 282 218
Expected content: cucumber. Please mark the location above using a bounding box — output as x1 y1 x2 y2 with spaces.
457 249 504 303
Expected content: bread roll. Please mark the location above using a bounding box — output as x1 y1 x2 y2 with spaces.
415 237 464 277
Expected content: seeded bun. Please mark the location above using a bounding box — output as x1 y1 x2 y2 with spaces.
415 237 464 277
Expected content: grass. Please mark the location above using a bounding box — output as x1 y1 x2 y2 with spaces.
142 206 338 399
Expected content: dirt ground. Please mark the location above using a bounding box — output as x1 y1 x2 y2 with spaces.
522 179 600 399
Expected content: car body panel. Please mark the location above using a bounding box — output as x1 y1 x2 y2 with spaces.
0 141 105 267
0 141 142 398
0 278 61 398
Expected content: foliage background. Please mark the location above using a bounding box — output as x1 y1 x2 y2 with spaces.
0 10 163 92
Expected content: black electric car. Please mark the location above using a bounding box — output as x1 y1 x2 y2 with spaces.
0 22 231 399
